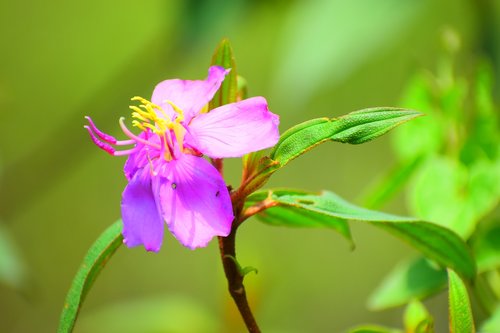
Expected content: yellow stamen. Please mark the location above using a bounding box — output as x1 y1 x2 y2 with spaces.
128 96 189 159
165 100 185 123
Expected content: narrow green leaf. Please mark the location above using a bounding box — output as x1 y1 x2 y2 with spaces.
248 190 476 280
368 257 447 310
209 38 237 109
270 108 421 169
448 269 475 333
58 220 123 333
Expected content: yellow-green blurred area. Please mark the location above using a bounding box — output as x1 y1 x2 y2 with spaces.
1 0 499 332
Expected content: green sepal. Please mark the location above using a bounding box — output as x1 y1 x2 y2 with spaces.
209 38 237 109
58 220 123 333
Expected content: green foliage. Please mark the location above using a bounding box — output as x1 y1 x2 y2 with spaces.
448 269 475 333
366 42 500 330
270 108 421 169
247 189 475 279
368 257 447 310
58 221 123 333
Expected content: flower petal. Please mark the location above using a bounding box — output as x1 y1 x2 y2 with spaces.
187 97 280 158
121 170 164 252
123 131 161 180
151 66 229 122
154 154 233 249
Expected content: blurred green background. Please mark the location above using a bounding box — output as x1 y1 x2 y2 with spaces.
1 0 499 332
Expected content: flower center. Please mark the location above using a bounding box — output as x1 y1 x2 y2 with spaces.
129 96 187 161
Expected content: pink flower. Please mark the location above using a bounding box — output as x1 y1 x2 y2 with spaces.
85 66 280 251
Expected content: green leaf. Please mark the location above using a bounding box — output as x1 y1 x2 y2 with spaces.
248 190 476 280
58 220 123 333
246 189 353 246
404 300 434 333
481 305 500 333
270 108 421 169
347 325 402 333
209 38 237 109
448 269 475 333
368 257 447 310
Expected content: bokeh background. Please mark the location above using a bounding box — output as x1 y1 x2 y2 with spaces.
1 0 499 332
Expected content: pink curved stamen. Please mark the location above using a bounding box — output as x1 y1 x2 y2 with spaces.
119 117 161 150
85 116 117 144
84 125 115 155
85 116 135 146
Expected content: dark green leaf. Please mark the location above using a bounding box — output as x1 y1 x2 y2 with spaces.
209 38 237 109
58 220 123 333
270 108 421 169
368 257 447 310
448 269 475 333
248 190 476 280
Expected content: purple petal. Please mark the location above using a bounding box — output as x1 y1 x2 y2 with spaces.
187 97 280 158
121 170 164 252
153 154 233 249
151 66 229 122
123 131 161 180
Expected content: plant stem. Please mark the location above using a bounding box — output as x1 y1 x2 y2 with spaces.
218 222 261 332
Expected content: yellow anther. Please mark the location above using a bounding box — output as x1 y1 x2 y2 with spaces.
165 100 185 123
131 120 147 131
131 112 147 122
131 96 161 109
